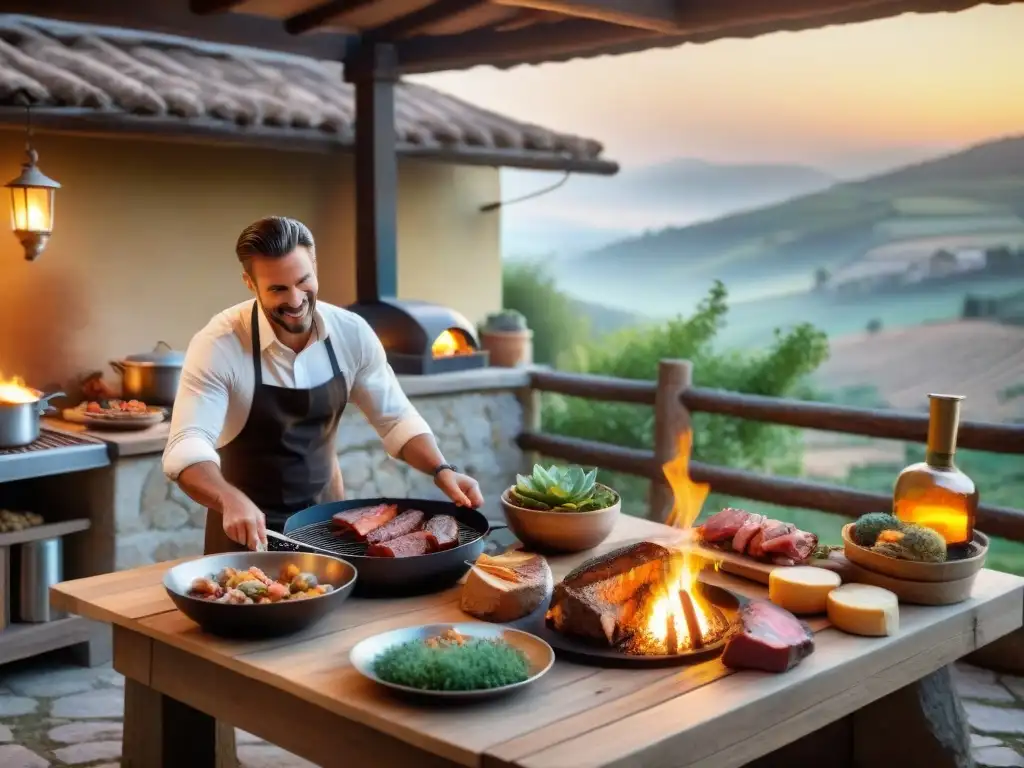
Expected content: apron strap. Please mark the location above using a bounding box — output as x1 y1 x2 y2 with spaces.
324 335 342 377
249 300 263 386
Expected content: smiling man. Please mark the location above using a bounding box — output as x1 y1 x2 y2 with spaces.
163 216 483 553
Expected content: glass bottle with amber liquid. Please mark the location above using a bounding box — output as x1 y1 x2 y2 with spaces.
893 393 978 558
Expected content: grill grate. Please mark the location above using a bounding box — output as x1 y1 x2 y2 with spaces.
274 518 481 557
0 429 99 455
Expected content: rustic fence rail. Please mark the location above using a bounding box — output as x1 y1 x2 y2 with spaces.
518 360 1024 542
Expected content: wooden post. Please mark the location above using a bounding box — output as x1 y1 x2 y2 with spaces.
649 359 692 522
517 385 542 472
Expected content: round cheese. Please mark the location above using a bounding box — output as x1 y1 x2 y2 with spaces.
826 584 899 637
769 566 841 615
460 551 553 623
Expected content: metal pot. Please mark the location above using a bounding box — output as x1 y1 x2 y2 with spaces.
0 391 65 448
110 341 184 406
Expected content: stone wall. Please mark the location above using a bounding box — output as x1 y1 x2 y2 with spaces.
113 390 525 569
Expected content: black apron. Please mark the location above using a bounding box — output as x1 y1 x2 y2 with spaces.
203 301 348 554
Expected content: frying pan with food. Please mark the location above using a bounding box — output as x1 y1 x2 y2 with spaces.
266 498 510 597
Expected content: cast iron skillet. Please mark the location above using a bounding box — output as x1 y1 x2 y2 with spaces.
266 498 509 598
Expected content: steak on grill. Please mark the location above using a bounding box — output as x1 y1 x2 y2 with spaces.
423 514 459 551
366 530 438 558
364 510 426 545
546 541 676 646
720 599 815 673
332 503 398 540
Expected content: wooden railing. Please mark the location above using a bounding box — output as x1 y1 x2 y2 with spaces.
516 360 1024 542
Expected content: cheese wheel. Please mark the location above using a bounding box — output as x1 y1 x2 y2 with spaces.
826 584 899 637
769 566 841 615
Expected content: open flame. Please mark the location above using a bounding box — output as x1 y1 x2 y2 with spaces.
431 329 473 358
641 430 728 654
0 373 39 405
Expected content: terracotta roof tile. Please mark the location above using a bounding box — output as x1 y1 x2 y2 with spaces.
0 15 614 173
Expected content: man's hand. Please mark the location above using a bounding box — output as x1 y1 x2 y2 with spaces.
221 488 267 550
435 469 484 508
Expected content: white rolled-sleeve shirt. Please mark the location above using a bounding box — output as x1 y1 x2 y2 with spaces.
162 299 433 481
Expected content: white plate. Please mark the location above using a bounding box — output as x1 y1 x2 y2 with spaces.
349 622 554 701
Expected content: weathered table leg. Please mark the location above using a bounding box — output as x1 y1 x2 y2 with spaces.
122 677 217 768
745 665 973 768
851 665 974 768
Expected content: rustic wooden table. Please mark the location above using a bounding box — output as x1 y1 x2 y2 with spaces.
50 515 1024 768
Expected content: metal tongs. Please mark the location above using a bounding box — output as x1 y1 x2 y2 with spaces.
257 529 337 558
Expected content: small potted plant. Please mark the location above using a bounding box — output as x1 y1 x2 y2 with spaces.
501 464 621 553
479 309 533 368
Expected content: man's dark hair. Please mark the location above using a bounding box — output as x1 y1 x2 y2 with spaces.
236 216 315 273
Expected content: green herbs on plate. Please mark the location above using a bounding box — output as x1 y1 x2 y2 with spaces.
373 629 530 691
509 464 618 513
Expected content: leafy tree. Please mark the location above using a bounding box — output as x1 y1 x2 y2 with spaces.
866 318 883 334
500 260 589 366
538 281 830 513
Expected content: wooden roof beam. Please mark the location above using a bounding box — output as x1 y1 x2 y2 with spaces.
367 0 488 40
492 0 681 33
284 0 376 35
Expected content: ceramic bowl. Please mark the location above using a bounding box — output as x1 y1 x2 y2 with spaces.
500 484 621 553
841 523 988 583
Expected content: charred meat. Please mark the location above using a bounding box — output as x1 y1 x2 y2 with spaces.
545 541 676 646
364 510 426 545
332 503 398 540
423 514 459 551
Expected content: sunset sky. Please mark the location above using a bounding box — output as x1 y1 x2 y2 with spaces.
416 3 1024 175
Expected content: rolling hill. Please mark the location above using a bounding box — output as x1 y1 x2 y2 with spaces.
554 134 1024 318
500 159 836 258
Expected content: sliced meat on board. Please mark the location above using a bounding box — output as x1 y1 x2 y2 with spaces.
697 507 818 565
366 530 439 558
332 503 398 540
423 514 459 551
364 510 426 544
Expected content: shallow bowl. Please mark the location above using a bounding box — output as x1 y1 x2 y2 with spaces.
350 622 554 701
164 551 357 638
841 523 988 583
500 485 621 553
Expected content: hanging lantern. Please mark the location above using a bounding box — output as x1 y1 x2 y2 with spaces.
5 96 59 261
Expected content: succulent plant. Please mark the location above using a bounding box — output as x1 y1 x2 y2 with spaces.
508 463 617 513
482 309 528 333
852 512 903 547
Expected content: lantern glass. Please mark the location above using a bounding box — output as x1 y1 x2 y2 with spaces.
9 185 54 234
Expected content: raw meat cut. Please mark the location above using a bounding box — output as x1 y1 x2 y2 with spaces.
546 541 676 646
364 510 426 544
366 530 438 558
721 599 815 673
332 503 398 540
698 508 818 565
423 515 459 550
699 508 749 543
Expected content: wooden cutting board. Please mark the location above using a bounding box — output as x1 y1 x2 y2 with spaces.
681 542 852 585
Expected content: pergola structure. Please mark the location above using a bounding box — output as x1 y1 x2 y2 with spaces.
3 0 1012 304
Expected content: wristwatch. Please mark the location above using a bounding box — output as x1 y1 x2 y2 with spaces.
433 463 459 477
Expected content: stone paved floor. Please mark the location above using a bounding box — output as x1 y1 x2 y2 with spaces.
0 656 1022 767
0 653 315 768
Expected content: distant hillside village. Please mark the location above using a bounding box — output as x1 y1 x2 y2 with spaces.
816 244 1024 295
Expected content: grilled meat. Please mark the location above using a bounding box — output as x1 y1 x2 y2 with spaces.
697 508 818 565
721 600 815 673
364 510 426 545
366 530 438 558
423 514 459 551
332 503 398 540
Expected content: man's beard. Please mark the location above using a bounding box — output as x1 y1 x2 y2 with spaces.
267 292 316 335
